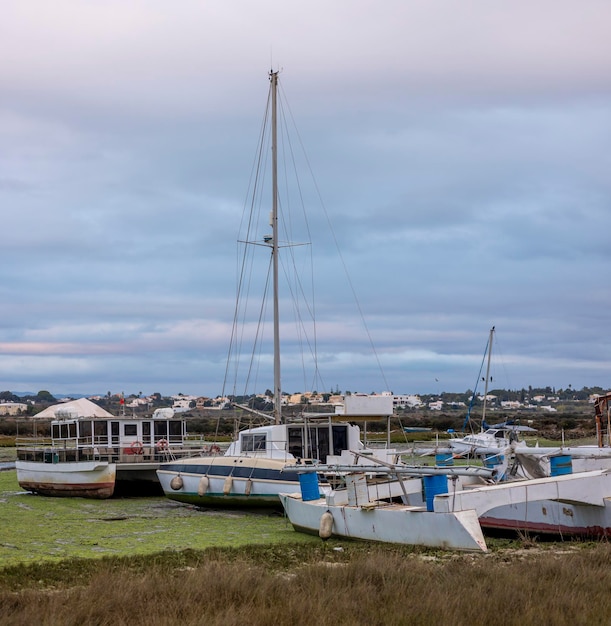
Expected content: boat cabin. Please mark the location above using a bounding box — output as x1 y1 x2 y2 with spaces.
17 409 193 465
225 421 361 463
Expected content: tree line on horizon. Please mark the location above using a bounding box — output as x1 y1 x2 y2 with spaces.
2 384 610 409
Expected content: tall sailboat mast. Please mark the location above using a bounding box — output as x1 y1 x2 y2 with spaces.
270 70 282 425
481 325 495 428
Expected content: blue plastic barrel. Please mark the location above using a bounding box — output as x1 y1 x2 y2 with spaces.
550 454 572 476
298 472 321 501
435 453 454 467
483 453 505 468
423 474 448 512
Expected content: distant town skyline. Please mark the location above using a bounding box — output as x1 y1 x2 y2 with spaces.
4 382 609 402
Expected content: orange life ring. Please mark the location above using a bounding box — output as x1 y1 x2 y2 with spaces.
127 441 144 455
156 439 170 450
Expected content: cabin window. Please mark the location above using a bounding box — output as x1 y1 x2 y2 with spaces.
142 421 151 444
332 425 348 456
288 427 304 458
111 421 120 446
168 421 182 443
154 421 168 439
308 427 329 462
80 421 92 444
124 424 137 437
287 424 348 461
53 422 76 440
94 421 108 445
242 433 266 452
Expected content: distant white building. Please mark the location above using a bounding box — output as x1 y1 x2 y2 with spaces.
202 396 230 409
428 401 443 411
172 397 196 409
478 394 497 403
0 402 27 416
541 405 558 413
125 398 149 408
393 394 423 409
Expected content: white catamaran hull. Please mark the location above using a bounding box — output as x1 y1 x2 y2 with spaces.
479 499 611 536
434 469 611 538
16 459 117 499
279 492 487 552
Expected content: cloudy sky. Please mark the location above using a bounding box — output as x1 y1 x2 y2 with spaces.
2 1 611 398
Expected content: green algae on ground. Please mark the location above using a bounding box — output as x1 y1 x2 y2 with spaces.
0 470 316 568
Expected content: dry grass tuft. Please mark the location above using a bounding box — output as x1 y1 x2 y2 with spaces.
1 542 610 625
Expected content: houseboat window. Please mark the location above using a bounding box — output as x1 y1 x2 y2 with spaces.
111 421 120 446
54 422 75 440
154 421 168 439
241 433 266 452
80 421 92 444
168 421 182 443
94 421 108 445
142 421 151 443
124 424 137 437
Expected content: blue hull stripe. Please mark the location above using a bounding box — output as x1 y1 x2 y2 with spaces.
159 463 303 483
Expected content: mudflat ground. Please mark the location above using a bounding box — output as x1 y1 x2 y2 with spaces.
0 470 314 568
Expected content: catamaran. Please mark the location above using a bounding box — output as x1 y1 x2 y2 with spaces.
157 71 396 507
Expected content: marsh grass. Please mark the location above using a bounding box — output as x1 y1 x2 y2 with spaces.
2 470 610 625
0 543 610 625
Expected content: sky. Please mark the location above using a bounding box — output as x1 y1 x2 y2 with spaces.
2 1 611 399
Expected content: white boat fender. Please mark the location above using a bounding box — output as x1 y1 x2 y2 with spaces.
223 476 233 495
198 476 209 496
245 478 253 496
319 511 333 540
170 474 184 491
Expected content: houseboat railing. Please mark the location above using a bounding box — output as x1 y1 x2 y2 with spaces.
15 437 210 464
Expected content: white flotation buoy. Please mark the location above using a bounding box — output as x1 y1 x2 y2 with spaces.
223 476 233 495
319 511 333 540
245 478 253 496
198 476 209 496
170 474 184 491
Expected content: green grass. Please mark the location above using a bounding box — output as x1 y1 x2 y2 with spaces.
0 470 316 568
2 469 611 625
